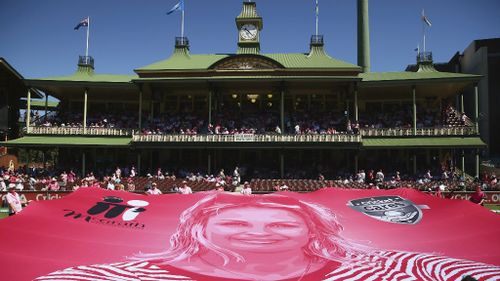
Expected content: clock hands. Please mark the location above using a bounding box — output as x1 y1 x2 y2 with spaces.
242 27 252 36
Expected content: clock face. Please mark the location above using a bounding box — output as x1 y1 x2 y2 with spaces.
240 24 258 40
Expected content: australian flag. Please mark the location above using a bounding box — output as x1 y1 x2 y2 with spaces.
167 0 184 15
74 17 89 30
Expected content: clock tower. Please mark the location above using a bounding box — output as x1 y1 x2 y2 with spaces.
236 1 263 54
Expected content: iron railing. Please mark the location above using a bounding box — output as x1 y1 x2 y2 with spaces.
132 133 361 143
360 126 477 137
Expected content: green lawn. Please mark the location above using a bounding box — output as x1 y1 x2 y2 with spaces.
485 204 500 212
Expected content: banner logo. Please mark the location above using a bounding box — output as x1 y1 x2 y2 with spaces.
347 196 423 224
63 196 149 229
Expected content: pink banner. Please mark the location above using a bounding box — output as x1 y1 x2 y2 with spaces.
0 188 499 280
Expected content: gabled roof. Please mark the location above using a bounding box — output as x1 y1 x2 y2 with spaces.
136 51 361 72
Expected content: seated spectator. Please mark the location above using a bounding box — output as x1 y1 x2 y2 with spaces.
47 178 60 191
179 180 193 194
470 185 486 206
146 183 162 195
279 182 289 191
126 178 135 192
240 181 252 195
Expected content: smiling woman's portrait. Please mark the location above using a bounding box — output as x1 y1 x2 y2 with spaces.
35 193 500 281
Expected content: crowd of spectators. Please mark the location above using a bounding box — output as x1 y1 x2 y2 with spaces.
3 161 498 195
36 111 138 129
29 102 471 137
358 104 470 129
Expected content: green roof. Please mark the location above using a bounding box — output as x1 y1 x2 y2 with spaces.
2 136 131 147
133 75 360 82
32 72 137 83
137 53 228 71
265 53 359 69
137 51 360 71
362 137 486 148
360 71 481 83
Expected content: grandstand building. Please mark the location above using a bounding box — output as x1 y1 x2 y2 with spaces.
2 1 487 181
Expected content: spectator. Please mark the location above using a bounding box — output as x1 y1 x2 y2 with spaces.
126 179 135 191
375 169 384 183
146 183 162 195
280 182 289 191
6 187 22 216
241 181 252 195
47 178 60 191
0 178 6 191
470 185 486 206
179 180 193 194
215 183 224 192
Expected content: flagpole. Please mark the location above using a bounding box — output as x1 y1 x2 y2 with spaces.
423 23 426 53
421 10 426 53
181 2 185 38
86 16 90 63
315 0 319 36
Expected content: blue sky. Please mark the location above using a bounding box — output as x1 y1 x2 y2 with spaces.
1 0 499 78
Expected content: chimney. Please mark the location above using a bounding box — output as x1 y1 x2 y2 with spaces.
357 0 370 73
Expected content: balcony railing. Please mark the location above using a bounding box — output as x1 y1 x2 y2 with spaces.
417 51 433 64
175 37 189 48
360 126 477 137
78 56 94 68
132 133 362 143
310 35 324 46
26 126 478 139
29 126 134 136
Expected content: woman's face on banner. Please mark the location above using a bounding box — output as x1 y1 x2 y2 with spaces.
205 206 310 254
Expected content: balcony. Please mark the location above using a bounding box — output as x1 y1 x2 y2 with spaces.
360 126 477 137
132 133 361 143
28 126 134 136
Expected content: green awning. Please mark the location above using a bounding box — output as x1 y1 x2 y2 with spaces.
2 136 131 147
362 137 486 148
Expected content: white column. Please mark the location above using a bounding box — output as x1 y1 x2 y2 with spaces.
280 88 285 132
474 83 479 133
475 150 480 178
208 91 212 125
26 89 31 133
412 86 417 135
354 84 359 122
83 89 88 134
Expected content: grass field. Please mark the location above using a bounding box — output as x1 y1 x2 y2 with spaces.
485 204 500 212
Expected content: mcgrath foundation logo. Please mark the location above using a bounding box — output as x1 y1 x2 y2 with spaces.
348 196 428 225
63 196 149 229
